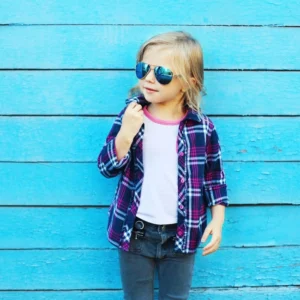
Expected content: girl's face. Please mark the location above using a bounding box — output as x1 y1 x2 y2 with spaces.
138 46 185 106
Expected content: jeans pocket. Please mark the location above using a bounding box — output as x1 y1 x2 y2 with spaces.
128 230 144 254
163 232 184 257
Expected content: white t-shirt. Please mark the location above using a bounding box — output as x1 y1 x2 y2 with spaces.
136 106 187 225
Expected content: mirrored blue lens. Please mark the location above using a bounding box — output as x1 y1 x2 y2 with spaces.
135 62 150 79
155 66 173 85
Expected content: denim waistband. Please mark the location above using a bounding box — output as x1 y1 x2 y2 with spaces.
134 216 177 232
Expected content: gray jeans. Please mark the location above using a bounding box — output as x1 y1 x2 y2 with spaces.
118 217 196 300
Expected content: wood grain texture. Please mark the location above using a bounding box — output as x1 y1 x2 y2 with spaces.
0 162 299 205
1 26 300 69
0 287 299 300
0 247 298 289
0 206 299 249
1 117 299 161
1 0 299 25
1 71 300 116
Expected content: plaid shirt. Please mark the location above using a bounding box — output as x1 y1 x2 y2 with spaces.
98 95 229 254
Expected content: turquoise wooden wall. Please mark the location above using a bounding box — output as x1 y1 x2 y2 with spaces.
0 1 299 299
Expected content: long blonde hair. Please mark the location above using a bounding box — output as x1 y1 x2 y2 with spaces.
128 31 205 112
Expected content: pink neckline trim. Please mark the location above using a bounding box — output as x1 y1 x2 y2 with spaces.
144 106 187 125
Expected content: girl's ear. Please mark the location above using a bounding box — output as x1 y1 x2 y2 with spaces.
180 77 196 93
189 77 196 86
181 77 196 92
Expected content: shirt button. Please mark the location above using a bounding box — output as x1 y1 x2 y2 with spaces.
181 177 185 183
180 205 184 210
179 152 184 156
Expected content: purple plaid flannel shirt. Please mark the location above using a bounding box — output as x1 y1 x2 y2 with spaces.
98 95 229 254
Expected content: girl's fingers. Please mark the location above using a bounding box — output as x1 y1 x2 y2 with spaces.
203 243 219 255
132 104 142 111
203 245 218 256
201 228 211 242
202 235 221 255
129 101 137 108
203 238 217 250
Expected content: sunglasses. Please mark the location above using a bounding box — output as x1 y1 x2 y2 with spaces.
135 62 180 85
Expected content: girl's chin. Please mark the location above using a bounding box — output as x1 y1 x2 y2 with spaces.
143 94 155 102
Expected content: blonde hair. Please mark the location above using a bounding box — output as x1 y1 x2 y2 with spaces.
128 31 205 112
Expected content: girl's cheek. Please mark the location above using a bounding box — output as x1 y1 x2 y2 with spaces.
138 81 144 89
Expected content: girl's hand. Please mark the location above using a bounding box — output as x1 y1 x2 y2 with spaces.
120 101 144 141
201 219 223 256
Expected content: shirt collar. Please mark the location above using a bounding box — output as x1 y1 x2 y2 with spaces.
125 94 202 124
125 94 150 107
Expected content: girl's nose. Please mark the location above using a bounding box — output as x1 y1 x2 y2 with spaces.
144 68 155 83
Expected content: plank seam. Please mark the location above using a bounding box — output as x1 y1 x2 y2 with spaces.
0 204 298 208
1 24 300 27
1 68 300 72
0 245 299 251
0 285 298 291
0 160 299 163
1 114 300 117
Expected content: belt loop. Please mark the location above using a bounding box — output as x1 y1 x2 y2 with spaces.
134 220 145 230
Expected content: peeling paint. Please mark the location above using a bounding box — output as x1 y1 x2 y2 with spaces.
239 149 248 153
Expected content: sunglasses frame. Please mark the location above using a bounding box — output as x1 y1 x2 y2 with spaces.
135 61 180 85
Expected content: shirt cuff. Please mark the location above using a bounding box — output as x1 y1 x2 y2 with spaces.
204 184 229 207
110 138 131 169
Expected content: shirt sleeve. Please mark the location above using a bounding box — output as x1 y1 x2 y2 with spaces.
97 107 131 178
203 121 229 207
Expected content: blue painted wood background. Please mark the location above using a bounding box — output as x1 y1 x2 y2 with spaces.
0 1 299 299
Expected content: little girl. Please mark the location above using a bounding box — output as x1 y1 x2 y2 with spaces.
98 31 229 300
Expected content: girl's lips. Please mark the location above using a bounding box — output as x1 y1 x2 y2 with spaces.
144 87 158 92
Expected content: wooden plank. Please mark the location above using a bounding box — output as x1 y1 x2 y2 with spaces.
0 206 299 249
1 117 299 161
0 162 298 205
1 71 300 116
0 287 299 300
0 247 298 289
0 1 299 25
1 27 300 69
